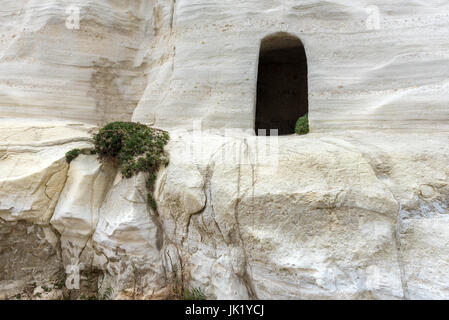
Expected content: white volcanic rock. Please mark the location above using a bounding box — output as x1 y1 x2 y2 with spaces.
1 0 449 301
1 122 449 300
1 1 448 132
51 154 115 267
132 0 449 133
155 132 406 299
0 0 152 124
0 120 94 224
331 131 449 299
0 121 93 298
90 172 167 299
151 130 449 299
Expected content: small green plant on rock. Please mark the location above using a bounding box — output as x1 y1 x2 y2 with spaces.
65 148 80 163
102 287 114 300
295 113 309 135
93 121 169 210
64 122 169 211
42 285 52 293
184 287 207 300
54 278 65 290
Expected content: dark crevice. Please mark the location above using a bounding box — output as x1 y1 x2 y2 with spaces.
255 33 308 136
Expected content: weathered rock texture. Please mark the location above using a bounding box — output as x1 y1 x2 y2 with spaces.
0 1 151 124
0 1 448 131
1 123 448 299
1 0 449 300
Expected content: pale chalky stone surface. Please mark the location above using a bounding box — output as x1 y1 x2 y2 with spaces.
0 0 449 300
0 0 151 124
133 0 449 133
1 122 449 299
0 1 447 132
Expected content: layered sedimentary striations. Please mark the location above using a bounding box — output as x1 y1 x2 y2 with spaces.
0 1 152 124
1 1 448 131
1 1 449 300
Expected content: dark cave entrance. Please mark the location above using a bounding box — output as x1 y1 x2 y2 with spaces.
255 33 308 135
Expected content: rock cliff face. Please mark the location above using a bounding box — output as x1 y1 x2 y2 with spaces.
1 1 448 131
1 1 449 300
0 1 152 124
134 0 449 132
1 122 448 299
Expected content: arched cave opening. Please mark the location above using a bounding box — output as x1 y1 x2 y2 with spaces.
255 33 308 135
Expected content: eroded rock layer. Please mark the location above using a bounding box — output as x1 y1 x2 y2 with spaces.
1 122 448 299
0 1 448 131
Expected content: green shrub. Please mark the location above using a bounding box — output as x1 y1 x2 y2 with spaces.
295 113 309 135
101 287 114 300
65 149 81 163
183 287 207 300
93 122 170 210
